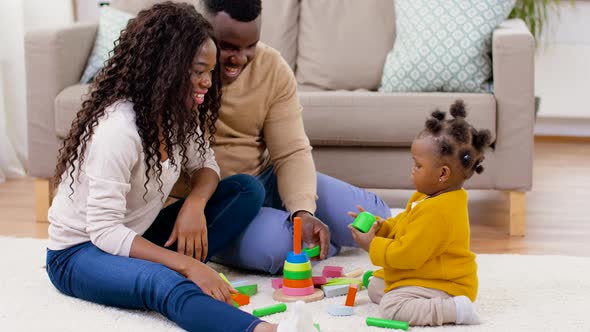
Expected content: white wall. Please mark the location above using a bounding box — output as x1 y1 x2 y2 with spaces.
0 0 73 174
534 1 590 136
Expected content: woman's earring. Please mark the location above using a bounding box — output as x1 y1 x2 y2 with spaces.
439 178 442 182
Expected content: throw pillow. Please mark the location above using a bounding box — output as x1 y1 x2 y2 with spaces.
80 6 134 83
379 0 514 93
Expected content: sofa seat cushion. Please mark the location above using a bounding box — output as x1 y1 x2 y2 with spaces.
55 84 90 138
297 0 395 91
300 91 496 147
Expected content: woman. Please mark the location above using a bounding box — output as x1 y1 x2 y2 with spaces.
44 3 295 331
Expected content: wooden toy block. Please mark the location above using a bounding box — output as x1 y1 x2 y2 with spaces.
321 284 350 298
231 293 250 306
293 216 302 254
345 284 359 306
230 279 252 288
235 284 258 296
273 288 324 303
325 278 363 289
253 303 287 317
312 276 327 287
343 268 364 278
282 285 315 296
272 278 283 289
283 278 314 288
327 304 354 316
219 272 231 285
322 266 343 278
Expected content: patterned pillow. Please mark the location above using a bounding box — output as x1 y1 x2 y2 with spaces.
80 6 134 83
379 0 514 93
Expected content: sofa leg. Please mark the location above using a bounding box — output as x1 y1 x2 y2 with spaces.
35 178 54 223
508 191 526 236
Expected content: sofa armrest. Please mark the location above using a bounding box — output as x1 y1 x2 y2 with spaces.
491 19 535 191
25 22 97 178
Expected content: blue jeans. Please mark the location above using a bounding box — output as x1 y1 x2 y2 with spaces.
46 174 265 332
213 167 391 274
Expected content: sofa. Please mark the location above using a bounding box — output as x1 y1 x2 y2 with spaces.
25 0 534 235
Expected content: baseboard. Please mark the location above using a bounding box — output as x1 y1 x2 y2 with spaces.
534 116 590 137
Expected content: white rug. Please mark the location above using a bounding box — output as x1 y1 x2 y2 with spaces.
2 237 590 332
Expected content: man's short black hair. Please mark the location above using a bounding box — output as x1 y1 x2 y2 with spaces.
203 0 262 22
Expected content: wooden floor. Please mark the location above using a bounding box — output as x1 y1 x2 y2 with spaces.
1 138 589 256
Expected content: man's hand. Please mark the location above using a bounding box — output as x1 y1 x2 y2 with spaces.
348 219 383 252
295 211 330 260
165 196 209 261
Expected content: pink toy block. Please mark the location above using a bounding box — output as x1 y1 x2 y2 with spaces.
282 285 315 296
312 276 327 287
272 278 283 289
322 266 343 278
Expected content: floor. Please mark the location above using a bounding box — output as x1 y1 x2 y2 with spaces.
1 138 589 256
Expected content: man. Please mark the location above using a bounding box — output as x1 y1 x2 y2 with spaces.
201 0 391 273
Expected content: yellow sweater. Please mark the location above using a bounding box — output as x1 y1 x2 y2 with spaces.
370 189 478 301
212 43 317 215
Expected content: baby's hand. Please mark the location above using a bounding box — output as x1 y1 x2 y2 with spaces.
348 219 383 252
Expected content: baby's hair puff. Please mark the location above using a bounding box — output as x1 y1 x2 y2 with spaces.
420 100 494 179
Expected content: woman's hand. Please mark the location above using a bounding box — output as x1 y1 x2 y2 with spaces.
165 195 208 261
183 259 236 305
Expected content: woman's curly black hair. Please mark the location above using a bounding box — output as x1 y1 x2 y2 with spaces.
420 100 494 180
54 2 222 197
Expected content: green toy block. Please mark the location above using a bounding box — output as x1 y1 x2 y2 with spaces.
303 245 320 258
325 277 364 289
352 211 377 233
366 317 409 330
252 303 287 317
235 284 258 296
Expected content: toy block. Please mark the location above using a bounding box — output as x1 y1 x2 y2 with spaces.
325 278 363 289
272 278 283 289
352 211 377 233
219 272 231 285
327 304 354 316
345 284 358 306
284 261 312 272
235 284 258 296
366 317 409 330
293 217 302 254
312 276 327 287
343 268 364 278
363 270 374 288
287 251 309 263
230 279 252 288
321 284 350 298
283 278 314 288
303 245 320 258
282 285 315 296
231 293 250 307
253 303 287 317
322 266 343 278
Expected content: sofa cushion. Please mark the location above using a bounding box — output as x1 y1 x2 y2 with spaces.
296 0 395 91
260 0 299 70
55 84 90 138
379 0 514 93
79 6 133 83
300 91 496 147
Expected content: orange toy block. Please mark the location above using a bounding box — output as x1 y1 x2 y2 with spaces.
231 293 250 307
283 278 314 288
345 284 358 307
293 217 302 254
